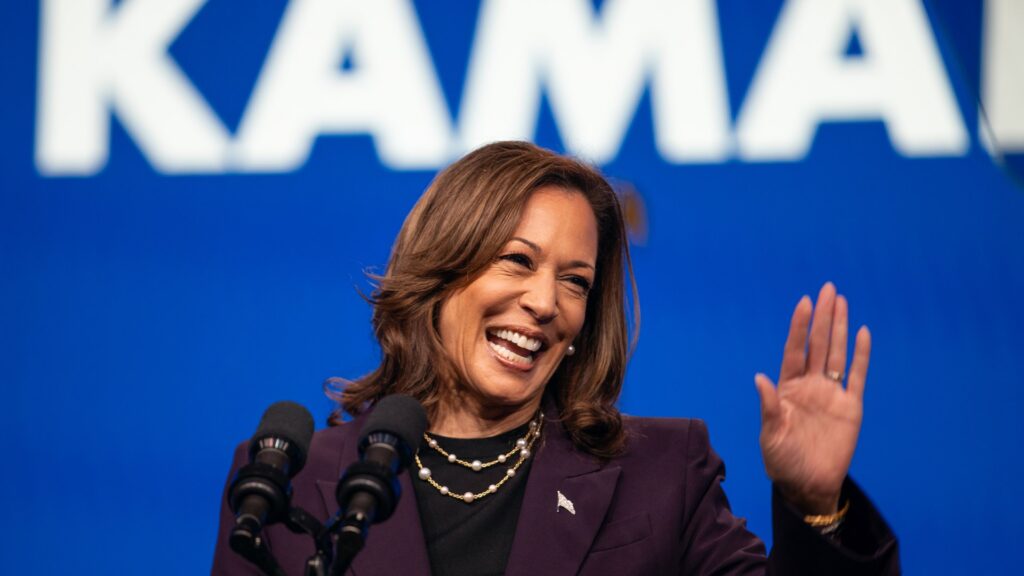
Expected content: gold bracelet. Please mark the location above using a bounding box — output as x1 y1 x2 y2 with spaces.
803 500 850 527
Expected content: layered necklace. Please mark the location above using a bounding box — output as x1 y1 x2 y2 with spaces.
414 413 543 504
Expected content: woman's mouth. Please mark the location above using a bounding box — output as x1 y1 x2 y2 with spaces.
486 328 544 369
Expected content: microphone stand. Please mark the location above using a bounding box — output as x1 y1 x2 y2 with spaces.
328 496 375 576
232 505 337 576
284 506 336 576
229 527 287 576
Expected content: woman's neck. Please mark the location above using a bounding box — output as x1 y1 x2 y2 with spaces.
430 397 541 438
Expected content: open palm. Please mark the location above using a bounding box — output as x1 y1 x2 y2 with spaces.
755 282 871 515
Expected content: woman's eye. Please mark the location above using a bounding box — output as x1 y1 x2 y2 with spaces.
499 253 532 268
567 276 592 294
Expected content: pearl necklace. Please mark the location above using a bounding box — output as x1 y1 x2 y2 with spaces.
414 414 543 504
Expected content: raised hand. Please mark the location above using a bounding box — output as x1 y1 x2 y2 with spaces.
755 282 871 515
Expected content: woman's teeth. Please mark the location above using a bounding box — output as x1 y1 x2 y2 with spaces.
489 340 534 365
492 329 542 352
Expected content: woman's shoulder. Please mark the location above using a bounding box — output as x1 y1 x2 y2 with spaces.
313 421 357 444
622 414 710 440
298 421 360 480
615 415 714 464
589 416 720 510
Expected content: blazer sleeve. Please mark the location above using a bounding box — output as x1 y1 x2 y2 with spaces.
679 420 900 575
210 441 266 576
769 478 901 575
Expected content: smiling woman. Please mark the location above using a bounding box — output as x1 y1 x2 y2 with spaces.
213 142 900 576
332 142 636 460
435 188 598 434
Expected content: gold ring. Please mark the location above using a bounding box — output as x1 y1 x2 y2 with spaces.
825 370 844 383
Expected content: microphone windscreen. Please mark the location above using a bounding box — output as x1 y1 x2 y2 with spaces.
359 394 428 456
251 401 315 470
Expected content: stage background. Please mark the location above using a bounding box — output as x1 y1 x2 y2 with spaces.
3 1 1023 574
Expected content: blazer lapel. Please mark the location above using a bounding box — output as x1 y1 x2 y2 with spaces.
314 421 432 576
505 413 622 576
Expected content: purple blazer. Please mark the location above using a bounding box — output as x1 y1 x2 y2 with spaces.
212 412 899 575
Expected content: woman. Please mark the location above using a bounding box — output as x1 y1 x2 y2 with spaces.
213 141 899 575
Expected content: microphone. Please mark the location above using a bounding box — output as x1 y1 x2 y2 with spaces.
332 394 427 573
228 401 315 552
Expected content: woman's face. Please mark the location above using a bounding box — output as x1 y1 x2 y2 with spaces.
438 186 598 415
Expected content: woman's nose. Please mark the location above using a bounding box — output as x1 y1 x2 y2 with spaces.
519 274 559 323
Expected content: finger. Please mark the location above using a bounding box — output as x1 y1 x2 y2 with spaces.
806 282 837 374
847 326 872 401
826 294 849 381
779 296 812 382
755 373 781 424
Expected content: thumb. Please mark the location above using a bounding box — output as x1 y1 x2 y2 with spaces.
754 373 781 425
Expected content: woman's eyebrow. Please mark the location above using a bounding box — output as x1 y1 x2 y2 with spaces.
510 237 594 270
510 237 541 252
566 260 595 271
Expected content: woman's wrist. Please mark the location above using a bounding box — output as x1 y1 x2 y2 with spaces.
777 484 841 517
803 499 850 538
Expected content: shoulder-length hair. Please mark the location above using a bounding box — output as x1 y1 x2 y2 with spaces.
327 141 639 458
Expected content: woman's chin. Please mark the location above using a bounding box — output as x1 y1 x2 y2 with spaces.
469 371 547 412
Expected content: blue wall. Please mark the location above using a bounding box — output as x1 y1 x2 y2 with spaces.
2 1 1022 573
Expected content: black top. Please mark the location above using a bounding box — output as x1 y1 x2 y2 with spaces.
411 422 534 576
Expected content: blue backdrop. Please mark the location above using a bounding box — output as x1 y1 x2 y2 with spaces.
2 1 1023 574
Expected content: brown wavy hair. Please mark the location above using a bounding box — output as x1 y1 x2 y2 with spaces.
326 141 639 458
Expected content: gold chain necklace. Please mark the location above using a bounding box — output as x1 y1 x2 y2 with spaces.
414 414 543 503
